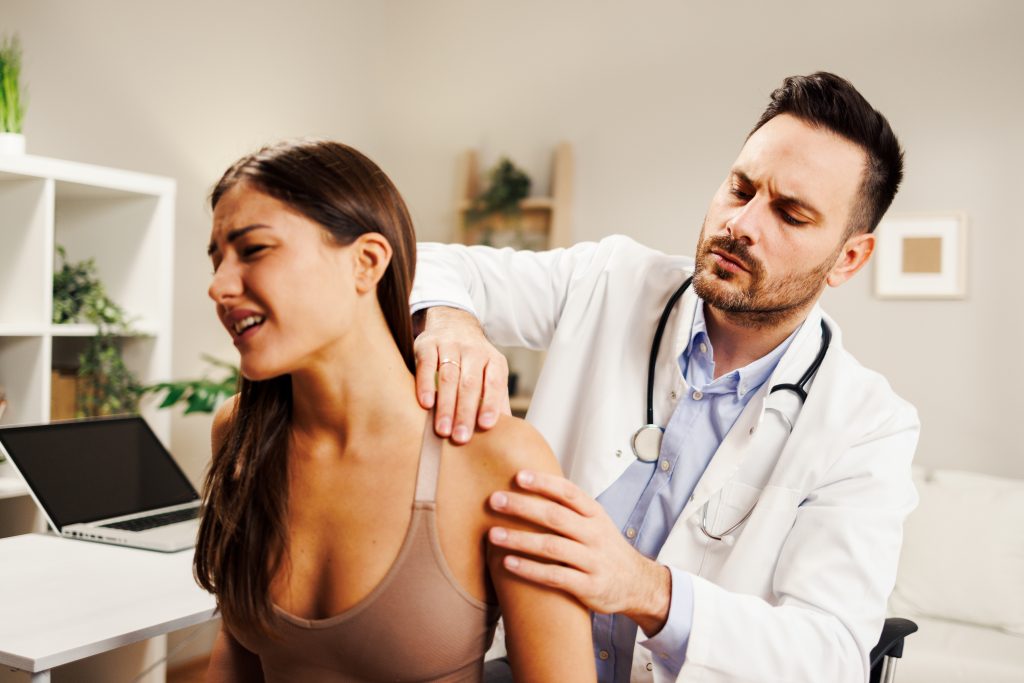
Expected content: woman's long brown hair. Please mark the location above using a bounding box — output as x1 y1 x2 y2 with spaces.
193 140 417 636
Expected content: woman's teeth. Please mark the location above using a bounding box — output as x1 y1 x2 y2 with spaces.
233 315 265 335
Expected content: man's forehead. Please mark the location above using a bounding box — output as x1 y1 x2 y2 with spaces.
734 114 866 214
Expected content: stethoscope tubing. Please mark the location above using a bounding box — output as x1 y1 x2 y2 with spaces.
636 276 832 540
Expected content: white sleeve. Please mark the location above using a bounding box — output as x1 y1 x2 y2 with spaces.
411 240 608 350
678 405 920 683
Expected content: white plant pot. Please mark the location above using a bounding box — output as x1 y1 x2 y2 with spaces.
0 132 26 155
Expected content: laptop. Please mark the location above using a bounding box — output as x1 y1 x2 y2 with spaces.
0 415 201 552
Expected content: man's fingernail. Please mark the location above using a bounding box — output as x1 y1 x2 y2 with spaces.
453 425 469 442
517 471 534 486
491 492 508 509
437 418 451 435
480 411 496 427
505 556 520 569
491 527 508 542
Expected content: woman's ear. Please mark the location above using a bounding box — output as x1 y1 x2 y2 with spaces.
351 233 393 294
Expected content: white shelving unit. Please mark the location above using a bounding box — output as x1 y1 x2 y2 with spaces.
0 154 175 526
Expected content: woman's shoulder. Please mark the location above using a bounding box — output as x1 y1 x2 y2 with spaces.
450 415 562 489
211 394 239 454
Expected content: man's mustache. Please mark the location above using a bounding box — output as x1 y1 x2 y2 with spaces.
702 235 761 275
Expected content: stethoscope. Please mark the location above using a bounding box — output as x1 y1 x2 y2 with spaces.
629 276 832 539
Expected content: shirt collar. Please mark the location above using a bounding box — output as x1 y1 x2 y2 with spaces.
680 299 802 397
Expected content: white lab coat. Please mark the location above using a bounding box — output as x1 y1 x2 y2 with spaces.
412 235 919 683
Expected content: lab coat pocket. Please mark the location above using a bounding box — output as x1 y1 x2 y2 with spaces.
704 481 762 541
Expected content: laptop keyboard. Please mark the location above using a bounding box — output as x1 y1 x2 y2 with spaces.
101 507 199 532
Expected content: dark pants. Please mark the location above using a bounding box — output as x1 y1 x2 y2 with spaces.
483 657 514 683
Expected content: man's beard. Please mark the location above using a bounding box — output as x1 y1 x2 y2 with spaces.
692 227 838 329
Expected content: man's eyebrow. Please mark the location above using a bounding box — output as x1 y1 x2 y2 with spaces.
732 169 822 221
207 224 271 256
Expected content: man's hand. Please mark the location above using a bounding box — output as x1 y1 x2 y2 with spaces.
413 306 511 444
488 470 672 636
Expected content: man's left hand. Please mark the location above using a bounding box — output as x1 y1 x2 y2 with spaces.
488 470 672 636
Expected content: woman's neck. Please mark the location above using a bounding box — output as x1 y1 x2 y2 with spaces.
288 310 424 456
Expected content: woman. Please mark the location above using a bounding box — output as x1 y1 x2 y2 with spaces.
195 139 595 682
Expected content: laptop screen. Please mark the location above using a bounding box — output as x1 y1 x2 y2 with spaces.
0 416 199 529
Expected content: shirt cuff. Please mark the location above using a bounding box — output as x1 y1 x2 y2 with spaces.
409 299 478 317
639 566 694 677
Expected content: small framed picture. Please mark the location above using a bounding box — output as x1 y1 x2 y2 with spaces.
874 213 967 299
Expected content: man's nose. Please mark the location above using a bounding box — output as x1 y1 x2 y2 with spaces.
726 197 769 245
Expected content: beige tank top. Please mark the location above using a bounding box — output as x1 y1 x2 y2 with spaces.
231 415 500 682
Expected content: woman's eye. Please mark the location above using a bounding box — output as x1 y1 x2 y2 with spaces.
241 245 267 257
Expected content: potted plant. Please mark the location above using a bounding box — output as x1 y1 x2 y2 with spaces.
464 157 532 247
143 355 239 415
52 246 142 417
0 34 27 155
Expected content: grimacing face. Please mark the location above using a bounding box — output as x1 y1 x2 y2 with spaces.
207 183 360 381
692 114 870 327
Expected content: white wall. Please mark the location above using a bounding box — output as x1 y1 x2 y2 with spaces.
3 0 1022 488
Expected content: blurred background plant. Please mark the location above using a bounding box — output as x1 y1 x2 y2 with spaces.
0 33 26 134
463 157 531 245
142 355 239 415
52 245 141 416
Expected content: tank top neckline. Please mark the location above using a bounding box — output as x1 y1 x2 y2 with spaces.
272 411 491 627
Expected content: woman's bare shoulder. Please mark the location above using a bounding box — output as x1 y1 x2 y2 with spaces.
211 394 239 453
454 415 563 487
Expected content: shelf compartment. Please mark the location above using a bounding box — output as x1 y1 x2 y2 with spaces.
0 336 49 426
0 178 53 328
54 193 172 334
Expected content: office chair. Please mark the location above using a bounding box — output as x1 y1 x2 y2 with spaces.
870 617 919 683
483 617 920 682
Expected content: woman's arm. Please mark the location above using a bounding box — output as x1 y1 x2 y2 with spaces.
206 624 265 682
481 421 597 682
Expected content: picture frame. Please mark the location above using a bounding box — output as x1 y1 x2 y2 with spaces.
873 212 967 299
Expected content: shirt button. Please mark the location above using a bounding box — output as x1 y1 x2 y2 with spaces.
660 459 671 472
625 527 637 539
599 650 610 660
699 342 708 354
692 390 704 401
670 390 678 400
646 662 653 671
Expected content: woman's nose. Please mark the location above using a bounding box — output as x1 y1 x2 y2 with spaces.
208 259 243 303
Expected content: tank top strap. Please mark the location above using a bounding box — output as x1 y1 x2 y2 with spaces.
414 411 443 503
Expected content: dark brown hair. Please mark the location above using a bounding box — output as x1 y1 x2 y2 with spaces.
749 72 904 235
193 139 417 635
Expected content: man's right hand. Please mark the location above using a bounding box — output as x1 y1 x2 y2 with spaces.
413 306 511 444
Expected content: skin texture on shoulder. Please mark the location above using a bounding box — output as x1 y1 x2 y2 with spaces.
444 416 597 681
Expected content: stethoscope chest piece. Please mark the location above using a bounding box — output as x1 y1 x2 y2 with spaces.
631 424 664 462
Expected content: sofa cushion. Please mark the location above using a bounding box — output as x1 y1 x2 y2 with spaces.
890 616 1024 683
889 468 1024 635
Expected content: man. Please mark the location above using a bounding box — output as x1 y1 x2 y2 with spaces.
410 73 919 682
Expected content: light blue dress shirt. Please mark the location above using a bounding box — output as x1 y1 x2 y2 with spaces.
593 301 798 682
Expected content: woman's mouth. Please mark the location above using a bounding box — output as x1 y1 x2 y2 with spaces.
229 314 266 344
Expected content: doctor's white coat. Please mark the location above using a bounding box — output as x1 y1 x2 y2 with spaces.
412 235 919 683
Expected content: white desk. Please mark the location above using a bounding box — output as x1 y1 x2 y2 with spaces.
0 534 217 682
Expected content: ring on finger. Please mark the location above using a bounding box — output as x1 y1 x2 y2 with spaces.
440 358 461 370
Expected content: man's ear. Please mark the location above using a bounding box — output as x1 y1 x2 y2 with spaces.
827 232 875 288
351 232 393 293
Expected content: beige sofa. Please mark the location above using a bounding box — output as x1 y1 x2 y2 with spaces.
887 467 1024 682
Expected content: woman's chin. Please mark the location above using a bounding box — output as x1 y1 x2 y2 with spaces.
239 360 289 383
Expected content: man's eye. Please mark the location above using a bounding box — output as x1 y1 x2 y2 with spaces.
780 212 807 226
731 187 753 201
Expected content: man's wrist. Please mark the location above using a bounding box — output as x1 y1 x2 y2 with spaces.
627 560 672 637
